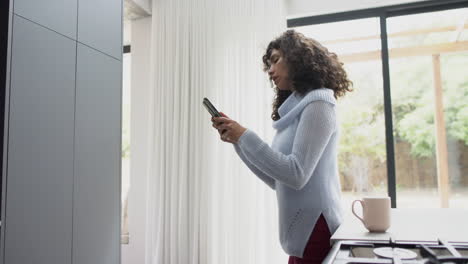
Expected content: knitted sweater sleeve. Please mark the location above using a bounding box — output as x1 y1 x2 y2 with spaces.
233 144 276 190
235 101 336 190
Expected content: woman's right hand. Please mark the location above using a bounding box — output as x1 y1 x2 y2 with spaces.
212 112 228 137
211 112 246 144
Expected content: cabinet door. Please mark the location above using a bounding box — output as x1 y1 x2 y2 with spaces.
14 0 77 39
5 15 75 264
78 0 122 60
73 43 121 264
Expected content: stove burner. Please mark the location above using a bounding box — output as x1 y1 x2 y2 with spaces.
374 247 418 259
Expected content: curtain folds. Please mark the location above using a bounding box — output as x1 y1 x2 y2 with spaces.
145 1 287 263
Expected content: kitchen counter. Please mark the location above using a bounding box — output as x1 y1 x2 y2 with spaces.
331 208 468 244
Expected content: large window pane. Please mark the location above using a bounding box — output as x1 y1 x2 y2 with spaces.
294 18 388 211
388 8 468 208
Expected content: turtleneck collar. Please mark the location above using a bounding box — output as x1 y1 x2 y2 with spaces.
273 88 336 131
278 91 304 118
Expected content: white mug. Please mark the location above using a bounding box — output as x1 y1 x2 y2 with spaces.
352 196 391 232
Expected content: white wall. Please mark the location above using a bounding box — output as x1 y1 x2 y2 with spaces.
124 20 131 46
286 0 430 18
121 16 152 264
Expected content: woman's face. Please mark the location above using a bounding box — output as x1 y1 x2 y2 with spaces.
267 49 292 91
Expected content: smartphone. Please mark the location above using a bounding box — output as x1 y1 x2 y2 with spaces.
204 98 227 134
203 97 222 117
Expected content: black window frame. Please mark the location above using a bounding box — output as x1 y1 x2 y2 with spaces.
287 0 468 208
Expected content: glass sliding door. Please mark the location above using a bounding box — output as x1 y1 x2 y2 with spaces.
293 18 388 210
387 8 468 208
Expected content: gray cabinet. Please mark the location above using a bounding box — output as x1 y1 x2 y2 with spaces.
2 1 122 263
73 43 121 264
14 0 77 39
78 0 122 59
4 15 76 264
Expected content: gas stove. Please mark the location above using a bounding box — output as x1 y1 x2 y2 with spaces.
324 239 468 264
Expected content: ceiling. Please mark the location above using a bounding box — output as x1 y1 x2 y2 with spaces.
124 0 151 20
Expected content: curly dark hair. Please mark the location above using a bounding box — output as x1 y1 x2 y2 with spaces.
262 30 353 121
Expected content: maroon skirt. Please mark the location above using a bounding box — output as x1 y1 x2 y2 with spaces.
288 214 331 264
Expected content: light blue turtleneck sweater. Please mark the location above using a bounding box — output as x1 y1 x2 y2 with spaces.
233 88 343 257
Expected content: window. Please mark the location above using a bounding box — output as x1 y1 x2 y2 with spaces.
387 8 468 208
289 1 468 208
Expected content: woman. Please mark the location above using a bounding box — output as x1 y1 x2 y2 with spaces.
211 30 352 264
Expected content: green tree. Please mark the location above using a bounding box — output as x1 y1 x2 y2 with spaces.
391 53 468 157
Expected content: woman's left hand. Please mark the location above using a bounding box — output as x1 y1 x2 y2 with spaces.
211 112 247 144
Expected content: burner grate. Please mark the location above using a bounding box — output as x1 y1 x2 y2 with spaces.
420 240 468 264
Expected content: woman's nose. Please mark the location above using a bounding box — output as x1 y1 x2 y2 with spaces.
268 66 274 76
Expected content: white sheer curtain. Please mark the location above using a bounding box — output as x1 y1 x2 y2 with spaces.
145 0 287 263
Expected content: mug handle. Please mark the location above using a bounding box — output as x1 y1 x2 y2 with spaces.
351 199 365 225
